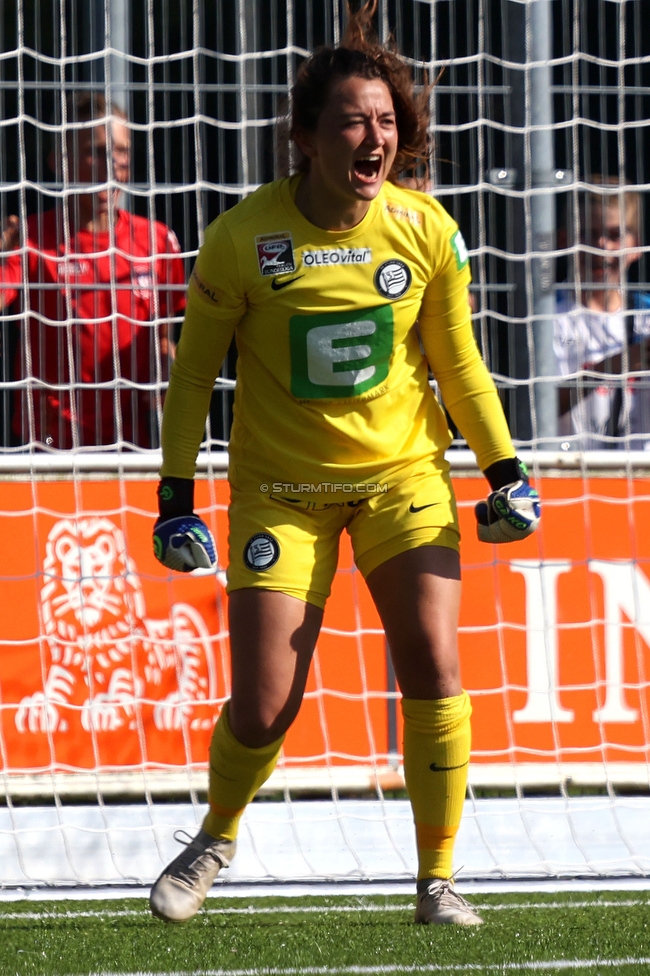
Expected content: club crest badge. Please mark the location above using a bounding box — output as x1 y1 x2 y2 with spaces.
255 232 296 277
374 259 412 300
244 532 281 571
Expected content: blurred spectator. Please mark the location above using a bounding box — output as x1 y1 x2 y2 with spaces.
0 92 186 450
554 178 650 449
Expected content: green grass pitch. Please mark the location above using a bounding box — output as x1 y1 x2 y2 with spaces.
1 890 650 975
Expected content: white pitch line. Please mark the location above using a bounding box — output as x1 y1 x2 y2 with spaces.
3 898 649 922
5 878 650 903
61 957 650 976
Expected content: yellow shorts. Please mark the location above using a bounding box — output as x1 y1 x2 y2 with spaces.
227 460 459 609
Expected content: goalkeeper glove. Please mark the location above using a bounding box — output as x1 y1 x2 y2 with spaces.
475 457 540 544
153 477 217 572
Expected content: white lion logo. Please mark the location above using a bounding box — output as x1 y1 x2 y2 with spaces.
16 517 218 736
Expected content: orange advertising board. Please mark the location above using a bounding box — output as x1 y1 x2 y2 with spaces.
0 474 649 782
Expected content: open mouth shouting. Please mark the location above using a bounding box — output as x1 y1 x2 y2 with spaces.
353 154 383 184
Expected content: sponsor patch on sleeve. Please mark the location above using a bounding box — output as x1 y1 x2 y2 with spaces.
450 229 469 271
189 267 220 305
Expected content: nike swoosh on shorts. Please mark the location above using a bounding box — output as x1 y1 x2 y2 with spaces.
409 502 437 513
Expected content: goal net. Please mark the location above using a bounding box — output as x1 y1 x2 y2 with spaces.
1 0 649 888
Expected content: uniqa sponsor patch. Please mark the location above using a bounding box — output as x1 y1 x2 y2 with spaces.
302 248 372 267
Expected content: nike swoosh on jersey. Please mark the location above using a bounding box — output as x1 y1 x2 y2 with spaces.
409 502 438 513
429 761 469 772
271 274 305 290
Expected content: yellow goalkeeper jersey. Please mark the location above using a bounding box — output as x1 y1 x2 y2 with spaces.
161 176 514 494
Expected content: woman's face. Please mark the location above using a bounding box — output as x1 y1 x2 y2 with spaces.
297 74 399 209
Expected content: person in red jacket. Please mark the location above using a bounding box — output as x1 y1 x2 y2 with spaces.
0 92 186 449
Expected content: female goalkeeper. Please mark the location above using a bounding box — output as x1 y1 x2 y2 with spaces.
150 0 539 926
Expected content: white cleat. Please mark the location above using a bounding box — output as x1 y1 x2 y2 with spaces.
150 829 236 922
415 878 484 926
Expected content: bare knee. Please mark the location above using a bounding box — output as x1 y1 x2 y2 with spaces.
228 699 300 748
227 589 321 747
391 636 461 700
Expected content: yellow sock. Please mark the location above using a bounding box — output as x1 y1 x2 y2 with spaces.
202 702 284 842
401 692 472 881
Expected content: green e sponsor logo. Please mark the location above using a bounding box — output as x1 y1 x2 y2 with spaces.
290 305 394 399
450 229 469 270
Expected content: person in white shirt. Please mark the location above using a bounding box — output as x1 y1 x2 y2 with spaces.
554 178 650 449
